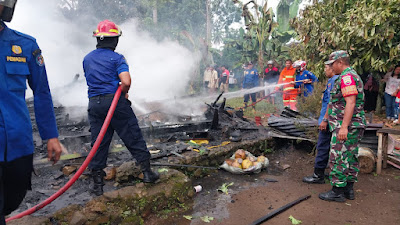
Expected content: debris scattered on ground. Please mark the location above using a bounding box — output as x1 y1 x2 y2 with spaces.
183 215 193 220
217 182 234 195
200 215 214 223
288 215 302 224
282 164 291 170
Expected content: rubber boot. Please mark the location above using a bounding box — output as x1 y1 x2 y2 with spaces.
344 182 355 200
303 168 325 184
91 169 105 196
140 160 160 183
319 186 346 202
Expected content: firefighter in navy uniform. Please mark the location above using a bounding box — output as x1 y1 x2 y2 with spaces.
0 1 62 223
84 20 159 196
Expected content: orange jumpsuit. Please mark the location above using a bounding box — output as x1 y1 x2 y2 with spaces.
276 66 298 110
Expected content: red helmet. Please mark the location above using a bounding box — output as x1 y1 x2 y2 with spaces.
93 20 122 38
293 60 307 71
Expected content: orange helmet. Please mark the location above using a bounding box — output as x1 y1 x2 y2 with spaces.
93 20 122 38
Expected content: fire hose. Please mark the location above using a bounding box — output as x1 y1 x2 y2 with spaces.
235 79 310 110
6 86 122 222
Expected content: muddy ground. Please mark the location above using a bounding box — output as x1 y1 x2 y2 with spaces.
146 146 400 225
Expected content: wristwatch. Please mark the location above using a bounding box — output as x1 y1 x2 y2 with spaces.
322 118 328 122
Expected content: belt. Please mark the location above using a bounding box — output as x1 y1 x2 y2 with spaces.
89 93 115 100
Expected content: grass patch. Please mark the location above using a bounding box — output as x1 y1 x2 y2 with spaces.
226 97 278 118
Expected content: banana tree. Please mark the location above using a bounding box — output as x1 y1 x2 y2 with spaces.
232 0 276 73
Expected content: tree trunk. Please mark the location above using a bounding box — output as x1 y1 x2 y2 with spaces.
153 1 158 24
375 80 385 114
206 0 211 46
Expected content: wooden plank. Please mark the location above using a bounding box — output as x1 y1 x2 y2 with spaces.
377 133 383 174
377 128 400 135
383 134 388 169
387 161 400 170
388 155 400 163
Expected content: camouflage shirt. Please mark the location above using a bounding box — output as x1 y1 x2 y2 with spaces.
328 67 366 131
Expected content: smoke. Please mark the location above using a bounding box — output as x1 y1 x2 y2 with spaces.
10 0 200 112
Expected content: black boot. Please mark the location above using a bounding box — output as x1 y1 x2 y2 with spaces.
139 160 160 183
344 182 355 200
319 186 346 202
91 169 105 196
303 168 325 184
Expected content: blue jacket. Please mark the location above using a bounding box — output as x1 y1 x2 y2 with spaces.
243 68 259 89
318 75 339 125
83 48 129 98
295 70 318 97
0 22 58 162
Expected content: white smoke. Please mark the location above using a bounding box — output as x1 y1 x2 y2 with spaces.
10 0 200 110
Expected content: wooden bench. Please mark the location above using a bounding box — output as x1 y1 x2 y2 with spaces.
376 128 400 174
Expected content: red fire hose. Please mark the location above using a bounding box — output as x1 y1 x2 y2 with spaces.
6 86 122 222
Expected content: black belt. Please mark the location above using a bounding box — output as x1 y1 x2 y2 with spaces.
89 93 115 100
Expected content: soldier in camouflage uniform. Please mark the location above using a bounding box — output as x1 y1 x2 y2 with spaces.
319 50 366 202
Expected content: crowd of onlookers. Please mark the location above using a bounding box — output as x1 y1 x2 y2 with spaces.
203 61 400 117
203 59 318 110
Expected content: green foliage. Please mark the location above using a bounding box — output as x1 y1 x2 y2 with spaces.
296 81 326 118
277 0 302 33
291 0 400 76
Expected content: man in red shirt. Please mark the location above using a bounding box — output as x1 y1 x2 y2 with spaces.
265 60 279 104
220 66 230 92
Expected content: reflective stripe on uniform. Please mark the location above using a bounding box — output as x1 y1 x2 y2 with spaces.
284 87 295 91
285 75 294 78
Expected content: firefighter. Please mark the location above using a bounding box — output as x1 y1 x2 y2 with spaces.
276 59 297 110
83 20 159 196
0 1 62 223
292 60 318 97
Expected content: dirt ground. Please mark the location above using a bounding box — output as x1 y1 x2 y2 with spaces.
146 146 400 225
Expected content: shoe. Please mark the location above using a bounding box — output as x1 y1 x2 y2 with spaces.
303 173 325 184
140 160 160 183
344 182 355 200
319 187 346 202
91 169 106 196
394 119 399 124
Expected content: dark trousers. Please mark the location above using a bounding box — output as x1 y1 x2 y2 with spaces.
88 94 150 170
244 93 256 103
384 93 398 119
314 130 332 169
0 154 33 224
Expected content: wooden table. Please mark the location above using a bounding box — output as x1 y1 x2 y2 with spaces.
376 128 400 174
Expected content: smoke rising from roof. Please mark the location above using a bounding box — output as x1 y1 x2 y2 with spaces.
10 0 200 109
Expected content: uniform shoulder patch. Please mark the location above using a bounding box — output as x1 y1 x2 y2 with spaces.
341 74 354 86
32 49 42 57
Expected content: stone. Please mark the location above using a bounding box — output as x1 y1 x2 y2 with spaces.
282 164 291 170
104 167 117 180
193 168 202 177
62 166 77 176
86 201 107 213
69 211 87 225
116 161 141 183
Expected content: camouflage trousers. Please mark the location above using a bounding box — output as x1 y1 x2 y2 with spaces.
329 128 364 187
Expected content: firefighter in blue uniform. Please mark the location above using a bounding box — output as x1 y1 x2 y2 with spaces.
242 62 259 109
84 20 159 196
303 64 338 184
0 1 62 223
293 60 318 97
